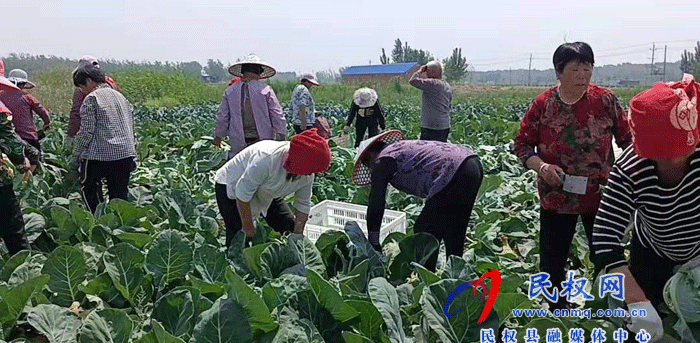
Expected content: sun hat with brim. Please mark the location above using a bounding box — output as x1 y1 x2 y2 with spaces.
300 73 319 86
7 69 35 89
629 73 700 160
228 55 276 79
354 88 378 108
352 130 404 186
0 75 19 92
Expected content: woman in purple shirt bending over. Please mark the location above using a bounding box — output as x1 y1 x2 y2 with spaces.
352 130 483 271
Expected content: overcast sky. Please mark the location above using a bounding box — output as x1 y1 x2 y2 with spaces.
2 0 699 73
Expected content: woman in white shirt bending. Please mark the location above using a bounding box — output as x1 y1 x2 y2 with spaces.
214 129 331 247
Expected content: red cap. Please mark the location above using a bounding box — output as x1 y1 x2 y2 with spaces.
283 128 331 175
629 74 699 160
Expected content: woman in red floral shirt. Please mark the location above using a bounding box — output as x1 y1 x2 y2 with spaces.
513 42 632 309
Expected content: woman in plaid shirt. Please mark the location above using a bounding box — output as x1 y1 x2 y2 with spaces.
72 65 137 214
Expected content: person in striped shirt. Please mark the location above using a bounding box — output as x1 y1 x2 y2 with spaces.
592 74 700 341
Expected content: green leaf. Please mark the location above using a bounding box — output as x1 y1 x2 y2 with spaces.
114 232 153 249
27 304 82 343
79 309 133 343
492 292 534 325
190 297 253 343
287 290 346 343
314 231 350 278
271 317 324 343
41 246 87 306
145 229 193 289
23 213 46 243
7 253 46 288
103 243 147 301
419 279 499 343
346 300 384 341
261 235 325 280
152 289 195 339
388 233 439 283
136 321 186 343
0 275 50 336
242 243 271 281
411 262 440 286
76 242 107 280
341 332 374 343
49 206 78 241
367 277 407 343
0 251 30 282
442 255 478 281
193 244 227 284
261 274 309 311
307 269 359 323
225 268 278 335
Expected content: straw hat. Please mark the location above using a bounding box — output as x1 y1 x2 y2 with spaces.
228 55 276 79
354 88 378 108
0 60 19 92
300 73 319 86
7 69 35 89
351 130 404 186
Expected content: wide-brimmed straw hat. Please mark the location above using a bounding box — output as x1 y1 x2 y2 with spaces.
354 88 378 108
351 130 404 186
300 73 319 86
0 60 20 92
7 69 35 89
228 55 276 79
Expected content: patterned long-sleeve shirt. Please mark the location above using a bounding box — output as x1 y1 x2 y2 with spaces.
513 85 633 214
0 90 50 141
73 83 136 161
214 80 286 159
291 84 315 126
69 76 118 137
0 102 26 187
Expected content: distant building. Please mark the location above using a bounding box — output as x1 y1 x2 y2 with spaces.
617 80 641 87
341 62 420 83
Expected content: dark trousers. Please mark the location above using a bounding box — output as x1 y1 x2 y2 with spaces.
0 185 30 256
215 184 295 248
80 157 135 214
415 157 483 271
539 209 596 309
420 127 450 142
293 124 314 134
354 117 380 148
629 233 678 309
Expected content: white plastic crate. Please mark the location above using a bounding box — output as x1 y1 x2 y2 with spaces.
304 200 407 243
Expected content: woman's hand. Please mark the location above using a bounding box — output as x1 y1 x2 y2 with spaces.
538 163 564 186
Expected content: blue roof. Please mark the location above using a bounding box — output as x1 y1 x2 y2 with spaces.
342 62 418 76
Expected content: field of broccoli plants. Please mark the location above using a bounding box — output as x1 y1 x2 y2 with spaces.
0 97 645 343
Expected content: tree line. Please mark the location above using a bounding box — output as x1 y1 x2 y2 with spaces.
379 39 469 83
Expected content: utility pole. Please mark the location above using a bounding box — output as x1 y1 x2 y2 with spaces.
650 43 655 76
527 54 532 87
509 67 512 86
663 45 667 82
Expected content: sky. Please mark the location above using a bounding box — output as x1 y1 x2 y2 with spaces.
2 0 700 73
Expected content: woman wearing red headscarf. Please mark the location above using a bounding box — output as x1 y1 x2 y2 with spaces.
592 75 700 340
214 128 331 248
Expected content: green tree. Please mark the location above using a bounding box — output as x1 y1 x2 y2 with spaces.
680 42 700 78
388 39 434 65
391 39 404 64
204 59 228 83
380 48 389 64
443 48 469 83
